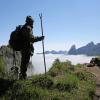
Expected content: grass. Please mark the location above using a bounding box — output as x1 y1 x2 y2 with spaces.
55 74 79 92
0 58 96 100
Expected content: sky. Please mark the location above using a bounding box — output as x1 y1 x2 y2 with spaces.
0 0 100 53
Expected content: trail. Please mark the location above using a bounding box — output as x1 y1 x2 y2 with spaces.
86 66 100 100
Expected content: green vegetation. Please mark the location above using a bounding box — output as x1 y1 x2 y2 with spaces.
48 59 75 77
0 59 96 100
55 74 79 92
0 56 15 79
0 56 5 77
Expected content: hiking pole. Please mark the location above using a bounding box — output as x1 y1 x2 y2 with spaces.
39 13 47 76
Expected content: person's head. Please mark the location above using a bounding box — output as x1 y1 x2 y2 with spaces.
26 16 34 27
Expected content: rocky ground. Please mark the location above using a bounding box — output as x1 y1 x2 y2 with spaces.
86 66 100 100
0 45 21 72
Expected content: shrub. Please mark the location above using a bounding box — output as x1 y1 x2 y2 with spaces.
3 80 49 100
75 63 83 68
75 71 96 81
32 75 53 89
48 59 62 77
55 74 79 92
48 59 75 77
0 78 14 97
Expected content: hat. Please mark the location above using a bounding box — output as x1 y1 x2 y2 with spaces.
26 16 34 23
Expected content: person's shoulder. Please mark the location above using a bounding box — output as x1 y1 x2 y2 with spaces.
23 25 32 30
16 25 23 30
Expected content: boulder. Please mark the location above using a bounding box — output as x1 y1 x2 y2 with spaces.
87 57 100 67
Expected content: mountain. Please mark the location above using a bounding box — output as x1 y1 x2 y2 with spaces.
67 45 76 54
37 50 67 54
68 42 100 56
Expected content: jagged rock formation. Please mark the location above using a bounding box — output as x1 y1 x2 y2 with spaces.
68 42 100 56
0 45 21 72
67 45 76 54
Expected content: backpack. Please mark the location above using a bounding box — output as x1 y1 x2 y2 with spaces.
9 25 24 51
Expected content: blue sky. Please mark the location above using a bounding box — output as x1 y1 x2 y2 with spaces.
0 0 100 52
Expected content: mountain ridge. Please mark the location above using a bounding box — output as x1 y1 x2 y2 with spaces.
37 50 67 54
68 42 100 56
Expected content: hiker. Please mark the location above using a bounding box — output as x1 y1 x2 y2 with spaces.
9 16 44 79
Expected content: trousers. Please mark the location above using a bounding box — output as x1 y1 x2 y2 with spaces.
20 48 31 79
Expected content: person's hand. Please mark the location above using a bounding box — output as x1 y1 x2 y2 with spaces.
41 36 45 40
33 36 45 42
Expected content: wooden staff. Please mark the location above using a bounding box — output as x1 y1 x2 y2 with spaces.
39 13 47 76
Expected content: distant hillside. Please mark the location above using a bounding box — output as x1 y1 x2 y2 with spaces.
68 42 100 56
37 50 67 54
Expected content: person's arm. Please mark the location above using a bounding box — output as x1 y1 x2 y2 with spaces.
34 36 44 42
30 35 44 43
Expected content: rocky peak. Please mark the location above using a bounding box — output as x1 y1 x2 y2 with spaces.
86 42 94 47
68 45 76 54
